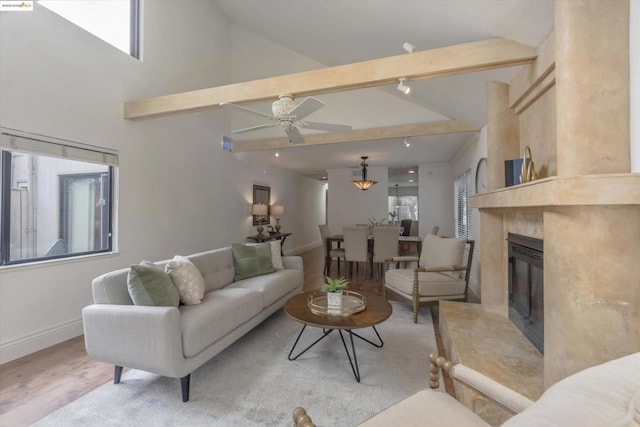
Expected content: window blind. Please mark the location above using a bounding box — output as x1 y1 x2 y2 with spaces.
454 169 472 239
0 128 118 166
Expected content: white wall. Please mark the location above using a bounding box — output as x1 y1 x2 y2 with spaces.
418 163 455 237
326 166 389 235
451 128 487 299
0 1 325 363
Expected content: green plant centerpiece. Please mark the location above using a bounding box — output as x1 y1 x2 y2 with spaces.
321 276 348 293
322 277 348 311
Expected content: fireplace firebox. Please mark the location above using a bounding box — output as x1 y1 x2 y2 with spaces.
508 233 544 354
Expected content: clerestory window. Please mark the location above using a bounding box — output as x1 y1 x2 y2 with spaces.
38 0 140 58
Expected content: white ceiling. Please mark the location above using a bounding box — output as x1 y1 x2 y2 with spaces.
212 0 554 183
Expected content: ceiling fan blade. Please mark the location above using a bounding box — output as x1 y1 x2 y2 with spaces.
285 126 305 144
220 102 274 120
288 97 324 120
232 123 277 134
299 121 352 133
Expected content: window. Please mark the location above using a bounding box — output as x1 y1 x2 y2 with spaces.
387 196 418 221
454 169 472 239
0 129 117 265
38 0 140 58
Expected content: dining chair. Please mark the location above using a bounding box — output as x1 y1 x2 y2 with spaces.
400 219 412 236
372 226 400 281
383 228 474 323
343 226 371 280
319 224 345 275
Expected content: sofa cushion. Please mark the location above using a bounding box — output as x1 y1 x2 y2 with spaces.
227 269 301 308
232 243 275 280
179 287 263 358
358 389 490 427
420 233 467 271
187 247 236 293
165 256 205 305
385 268 466 297
127 261 180 307
502 352 640 427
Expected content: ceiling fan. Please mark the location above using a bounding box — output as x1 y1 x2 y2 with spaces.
220 95 352 144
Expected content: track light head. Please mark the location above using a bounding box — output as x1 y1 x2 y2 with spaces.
397 78 411 95
403 137 410 147
402 42 415 53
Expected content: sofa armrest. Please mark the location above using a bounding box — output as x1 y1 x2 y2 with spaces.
82 304 186 377
282 255 303 272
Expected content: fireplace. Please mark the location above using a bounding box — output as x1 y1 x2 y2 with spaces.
508 233 544 354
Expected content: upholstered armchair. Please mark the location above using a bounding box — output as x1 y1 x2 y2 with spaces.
383 231 474 323
294 352 640 427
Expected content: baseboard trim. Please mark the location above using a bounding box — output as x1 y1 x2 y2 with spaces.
285 240 322 256
0 318 83 364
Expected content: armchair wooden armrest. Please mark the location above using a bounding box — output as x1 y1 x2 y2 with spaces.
428 353 534 416
416 264 468 273
292 407 316 427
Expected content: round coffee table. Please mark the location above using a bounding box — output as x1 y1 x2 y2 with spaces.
284 290 392 382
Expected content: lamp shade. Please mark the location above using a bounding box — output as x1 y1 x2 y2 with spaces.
271 204 284 217
252 203 268 216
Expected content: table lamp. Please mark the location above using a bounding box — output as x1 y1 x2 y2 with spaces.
271 204 284 233
252 203 268 237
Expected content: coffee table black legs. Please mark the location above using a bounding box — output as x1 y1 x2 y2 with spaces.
287 324 384 382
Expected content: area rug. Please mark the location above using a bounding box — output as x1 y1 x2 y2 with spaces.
35 303 440 426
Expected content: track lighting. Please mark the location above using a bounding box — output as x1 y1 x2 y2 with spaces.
403 137 410 147
397 78 411 95
403 42 415 53
275 149 280 157
402 42 415 53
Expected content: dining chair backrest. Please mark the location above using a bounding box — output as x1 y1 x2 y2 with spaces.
343 226 369 262
319 224 330 241
372 226 400 263
400 219 412 236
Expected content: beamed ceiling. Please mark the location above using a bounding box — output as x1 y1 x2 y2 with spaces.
125 0 555 182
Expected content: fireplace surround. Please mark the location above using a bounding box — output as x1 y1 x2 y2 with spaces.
508 233 543 354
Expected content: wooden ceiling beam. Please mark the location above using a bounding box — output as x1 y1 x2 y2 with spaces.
231 120 478 152
124 38 537 120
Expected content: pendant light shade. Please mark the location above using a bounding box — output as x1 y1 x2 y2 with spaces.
352 156 378 191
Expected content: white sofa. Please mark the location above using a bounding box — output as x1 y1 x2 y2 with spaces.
82 246 303 402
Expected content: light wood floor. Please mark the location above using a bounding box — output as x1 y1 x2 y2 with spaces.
0 245 450 426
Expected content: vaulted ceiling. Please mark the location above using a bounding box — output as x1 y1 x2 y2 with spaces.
135 0 555 182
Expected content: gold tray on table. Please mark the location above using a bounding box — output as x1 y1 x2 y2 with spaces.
307 290 367 316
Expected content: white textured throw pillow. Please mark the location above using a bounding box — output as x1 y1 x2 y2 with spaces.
270 240 284 270
165 255 205 305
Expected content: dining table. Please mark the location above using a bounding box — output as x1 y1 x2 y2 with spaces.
324 234 422 276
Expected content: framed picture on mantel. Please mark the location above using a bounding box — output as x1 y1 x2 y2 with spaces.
253 185 270 226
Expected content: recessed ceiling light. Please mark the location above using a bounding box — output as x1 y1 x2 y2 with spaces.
408 170 415 174
408 179 414 183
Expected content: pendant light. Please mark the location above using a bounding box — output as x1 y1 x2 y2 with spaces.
394 184 400 209
352 156 378 191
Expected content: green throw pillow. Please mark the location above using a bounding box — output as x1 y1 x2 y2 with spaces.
127 261 180 307
232 243 275 281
